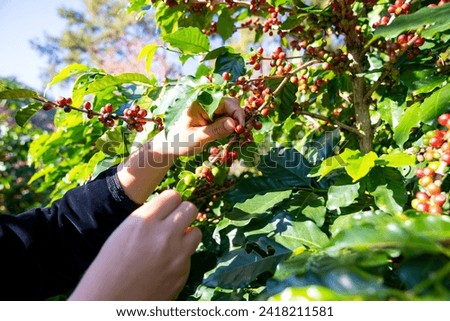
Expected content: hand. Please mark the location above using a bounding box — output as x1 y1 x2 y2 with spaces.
116 97 244 205
151 97 245 156
69 190 202 300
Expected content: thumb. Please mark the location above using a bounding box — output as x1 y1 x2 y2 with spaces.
197 117 235 144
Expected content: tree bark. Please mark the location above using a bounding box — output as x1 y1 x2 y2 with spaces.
346 24 373 154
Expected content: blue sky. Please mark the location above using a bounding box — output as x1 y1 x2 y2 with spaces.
0 0 72 92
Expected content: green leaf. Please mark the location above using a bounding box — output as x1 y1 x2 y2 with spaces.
214 53 245 82
14 103 42 127
203 237 291 289
330 211 380 237
197 88 224 120
419 83 450 122
245 214 329 251
155 2 183 35
164 86 200 131
374 3 450 39
45 63 90 92
272 219 329 251
310 148 359 180
327 217 446 255
326 182 360 211
258 148 313 188
138 44 159 73
370 185 403 215
0 88 38 100
289 191 327 227
86 73 155 92
393 102 421 147
267 78 297 121
234 190 292 215
400 66 447 95
225 176 295 203
217 8 235 41
377 151 416 167
163 27 210 54
203 46 231 61
302 200 327 228
95 127 126 157
367 167 407 212
377 96 405 129
404 215 450 242
345 151 378 182
394 84 450 147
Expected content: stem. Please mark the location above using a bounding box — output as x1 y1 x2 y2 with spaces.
297 110 362 136
33 96 156 125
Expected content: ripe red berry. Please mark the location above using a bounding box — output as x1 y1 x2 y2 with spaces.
209 146 219 155
56 96 67 106
422 167 435 177
438 113 450 126
429 136 444 148
428 204 442 215
416 202 430 213
222 72 231 81
431 193 446 207
253 120 263 130
260 108 270 117
415 168 425 178
415 191 430 201
43 102 54 111
235 124 244 134
397 34 407 44
104 103 114 113
137 109 148 118
414 37 425 47
442 152 450 164
83 101 92 110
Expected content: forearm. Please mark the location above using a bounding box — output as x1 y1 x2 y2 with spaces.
0 167 140 300
117 131 176 204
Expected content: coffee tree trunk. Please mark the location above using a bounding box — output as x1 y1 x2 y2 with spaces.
346 22 373 154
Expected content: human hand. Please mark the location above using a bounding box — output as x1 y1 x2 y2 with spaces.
69 190 202 301
151 97 245 156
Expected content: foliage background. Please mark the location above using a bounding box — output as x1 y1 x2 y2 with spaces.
1 0 449 300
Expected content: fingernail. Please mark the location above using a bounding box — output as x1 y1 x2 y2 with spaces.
224 118 235 132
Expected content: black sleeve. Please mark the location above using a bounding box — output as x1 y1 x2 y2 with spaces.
0 166 140 300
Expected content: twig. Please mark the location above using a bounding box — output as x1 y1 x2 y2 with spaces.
298 110 362 136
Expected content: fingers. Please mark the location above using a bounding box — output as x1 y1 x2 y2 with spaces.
198 117 236 143
131 190 182 221
165 201 198 231
215 97 245 127
184 227 202 254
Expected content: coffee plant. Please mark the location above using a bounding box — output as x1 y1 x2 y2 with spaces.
1 0 449 300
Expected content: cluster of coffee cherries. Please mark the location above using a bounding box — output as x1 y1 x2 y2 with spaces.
41 96 162 132
373 0 410 28
379 32 425 62
248 47 264 71
387 0 410 15
411 113 450 215
42 96 73 113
